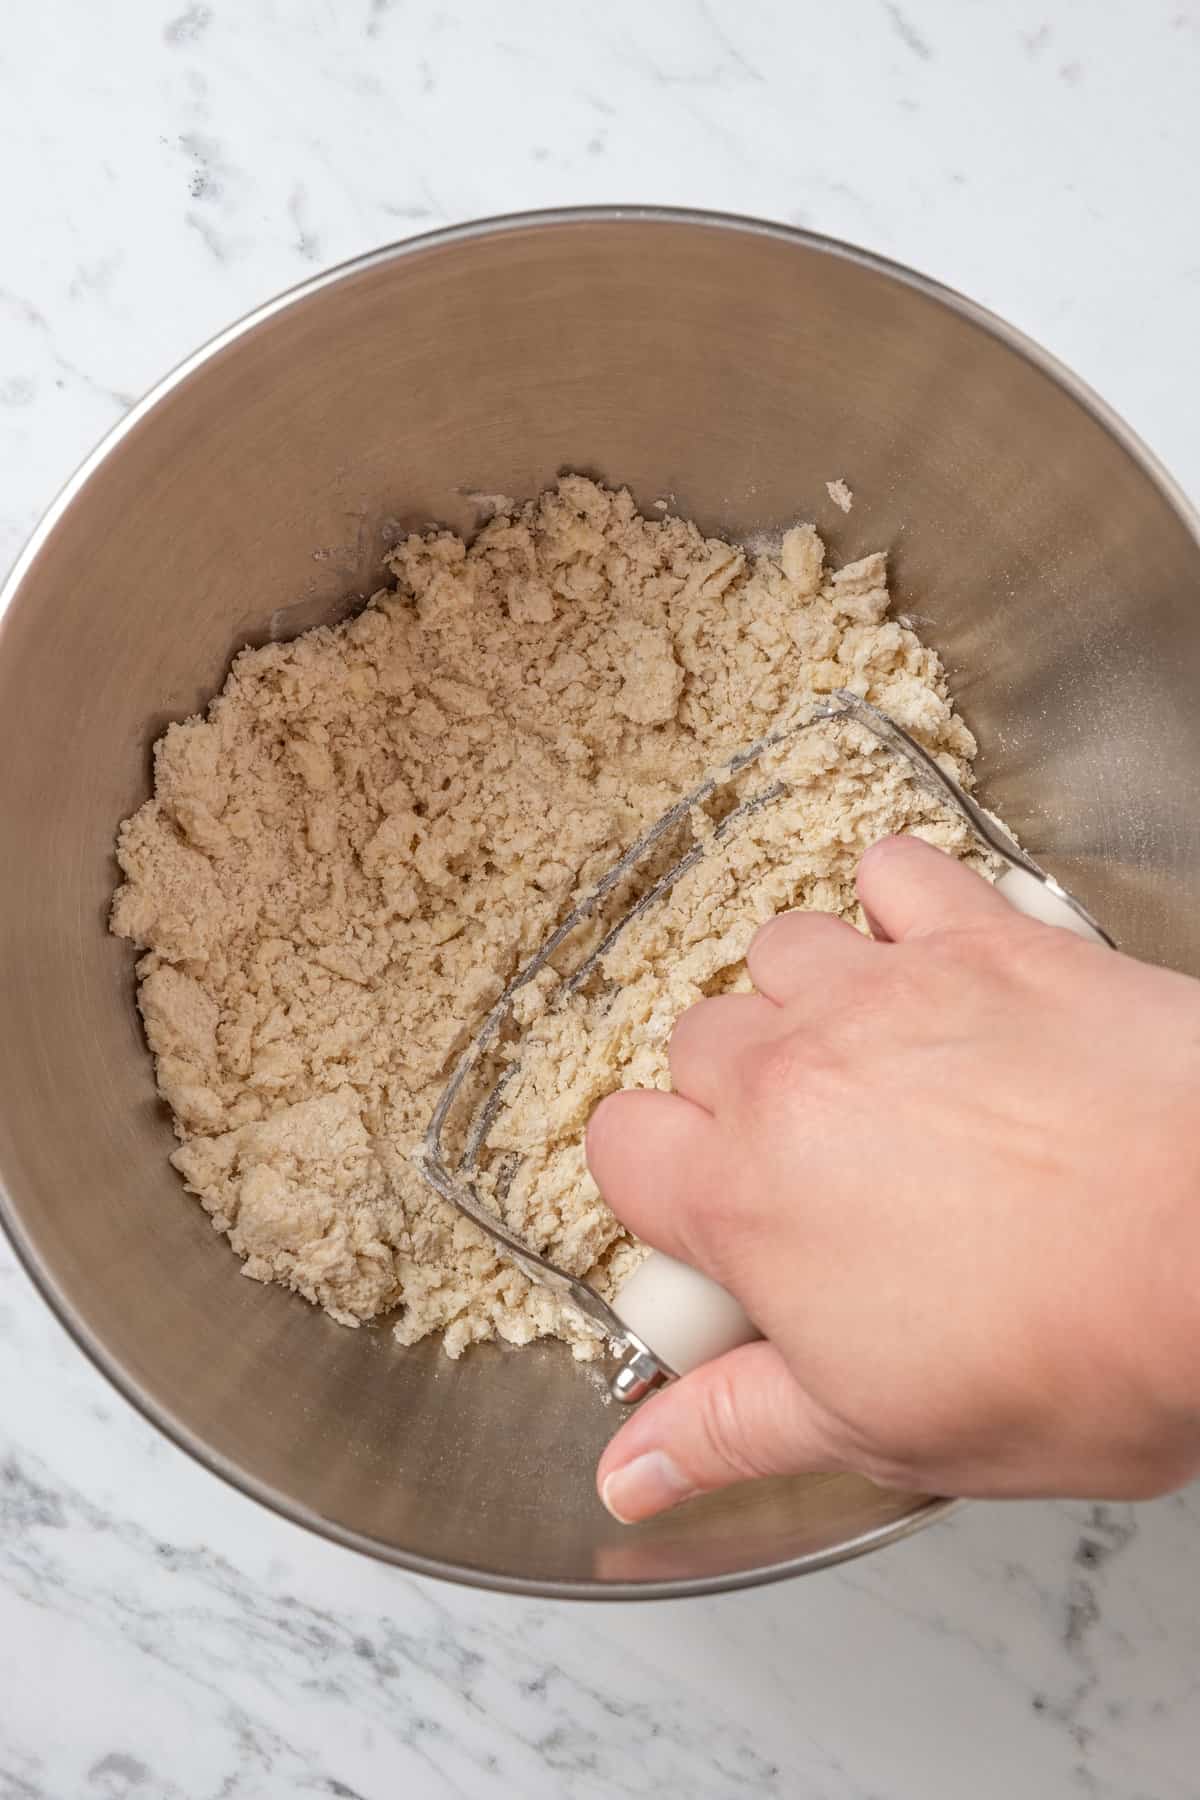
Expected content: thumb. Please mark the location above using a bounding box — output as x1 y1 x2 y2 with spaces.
596 1341 844 1524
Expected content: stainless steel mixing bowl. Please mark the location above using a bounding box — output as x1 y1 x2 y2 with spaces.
2 209 1199 1599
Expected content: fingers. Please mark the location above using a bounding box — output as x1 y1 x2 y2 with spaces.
745 908 872 1004
857 834 1016 942
668 992 778 1110
586 1087 723 1261
669 915 872 1108
596 1340 844 1523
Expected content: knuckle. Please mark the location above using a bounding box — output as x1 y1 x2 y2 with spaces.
695 1365 768 1482
742 1013 867 1114
932 915 1047 973
745 1034 822 1106
998 916 1094 981
948 915 1012 954
863 950 928 1012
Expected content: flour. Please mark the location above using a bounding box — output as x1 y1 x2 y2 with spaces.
111 477 980 1358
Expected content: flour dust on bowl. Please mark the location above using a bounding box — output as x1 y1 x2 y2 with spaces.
1 210 1198 1599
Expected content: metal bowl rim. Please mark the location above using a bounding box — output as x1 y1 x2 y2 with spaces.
1 204 1194 1599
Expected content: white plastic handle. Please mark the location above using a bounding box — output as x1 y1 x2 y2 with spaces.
610 862 1107 1382
611 1250 759 1378
993 865 1110 943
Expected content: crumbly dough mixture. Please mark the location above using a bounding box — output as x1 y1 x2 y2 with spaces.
111 476 979 1358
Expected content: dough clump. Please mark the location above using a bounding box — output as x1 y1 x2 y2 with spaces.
112 477 979 1358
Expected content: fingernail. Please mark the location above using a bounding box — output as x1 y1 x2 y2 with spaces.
601 1451 698 1524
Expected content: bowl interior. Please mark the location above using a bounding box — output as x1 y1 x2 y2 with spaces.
1 213 1198 1595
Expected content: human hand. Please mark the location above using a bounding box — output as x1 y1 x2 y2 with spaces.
587 835 1200 1523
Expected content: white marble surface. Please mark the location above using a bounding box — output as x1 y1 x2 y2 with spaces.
2 1 1200 1794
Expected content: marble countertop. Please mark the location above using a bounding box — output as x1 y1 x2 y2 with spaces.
2 2 1199 1794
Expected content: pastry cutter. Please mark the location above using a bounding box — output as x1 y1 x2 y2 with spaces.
413 690 1113 1405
